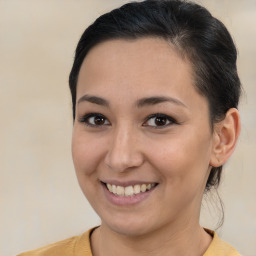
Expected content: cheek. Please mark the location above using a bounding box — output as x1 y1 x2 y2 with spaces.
71 130 105 177
71 130 108 204
147 130 212 186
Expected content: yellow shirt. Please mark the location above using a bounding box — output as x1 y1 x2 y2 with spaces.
17 228 241 256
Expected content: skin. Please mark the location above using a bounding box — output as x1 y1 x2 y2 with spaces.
72 38 240 256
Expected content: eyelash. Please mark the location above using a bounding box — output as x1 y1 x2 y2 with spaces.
78 113 110 128
143 113 178 129
78 113 178 129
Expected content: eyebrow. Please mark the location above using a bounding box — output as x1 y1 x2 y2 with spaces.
136 96 187 108
77 94 187 108
77 94 109 107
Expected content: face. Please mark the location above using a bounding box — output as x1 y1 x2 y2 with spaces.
72 38 215 237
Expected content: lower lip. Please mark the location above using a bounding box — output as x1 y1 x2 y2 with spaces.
101 183 157 206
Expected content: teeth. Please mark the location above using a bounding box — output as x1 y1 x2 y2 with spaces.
146 184 152 190
107 183 112 192
116 186 124 196
141 184 147 192
125 186 134 196
134 185 141 194
106 183 156 197
112 185 117 194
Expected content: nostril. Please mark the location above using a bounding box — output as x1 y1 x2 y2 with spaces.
104 150 144 173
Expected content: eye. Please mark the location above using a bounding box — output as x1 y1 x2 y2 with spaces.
143 113 177 128
78 113 110 127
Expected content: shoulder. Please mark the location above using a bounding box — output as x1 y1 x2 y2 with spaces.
203 229 242 256
17 228 94 256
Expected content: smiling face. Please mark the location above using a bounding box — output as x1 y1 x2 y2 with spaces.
72 38 215 237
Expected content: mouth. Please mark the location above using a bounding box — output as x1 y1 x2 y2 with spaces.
102 182 158 197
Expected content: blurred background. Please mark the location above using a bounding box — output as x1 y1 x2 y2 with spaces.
0 0 255 255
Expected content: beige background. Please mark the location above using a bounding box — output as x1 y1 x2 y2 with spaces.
0 1 255 255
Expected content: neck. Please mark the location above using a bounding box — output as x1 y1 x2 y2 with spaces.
91 220 212 256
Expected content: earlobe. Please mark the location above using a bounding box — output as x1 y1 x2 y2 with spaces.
210 108 241 167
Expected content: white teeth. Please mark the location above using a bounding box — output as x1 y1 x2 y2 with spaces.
125 186 134 196
141 184 147 192
112 185 117 194
134 184 141 194
107 183 112 192
116 186 124 196
147 184 152 190
106 183 156 197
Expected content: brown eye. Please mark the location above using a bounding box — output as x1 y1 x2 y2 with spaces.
143 113 177 128
155 116 168 126
94 116 105 125
79 113 110 127
87 115 109 126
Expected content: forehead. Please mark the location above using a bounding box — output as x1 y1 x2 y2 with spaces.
77 37 195 95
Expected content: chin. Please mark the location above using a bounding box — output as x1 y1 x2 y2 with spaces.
100 212 159 238
107 222 151 237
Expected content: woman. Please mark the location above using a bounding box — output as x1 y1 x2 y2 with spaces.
18 0 242 255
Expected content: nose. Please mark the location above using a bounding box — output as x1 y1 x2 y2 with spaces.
104 124 144 173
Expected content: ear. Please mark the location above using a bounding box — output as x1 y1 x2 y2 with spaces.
210 108 241 167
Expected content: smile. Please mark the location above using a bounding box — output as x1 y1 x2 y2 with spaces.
105 183 157 197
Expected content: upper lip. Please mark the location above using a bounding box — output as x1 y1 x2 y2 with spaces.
101 180 158 187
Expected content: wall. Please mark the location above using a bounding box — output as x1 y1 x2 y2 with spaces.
0 1 255 255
